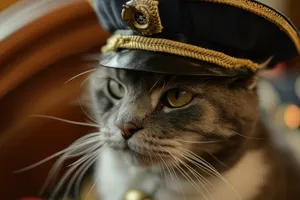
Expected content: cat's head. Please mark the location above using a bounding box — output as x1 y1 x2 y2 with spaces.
88 66 260 168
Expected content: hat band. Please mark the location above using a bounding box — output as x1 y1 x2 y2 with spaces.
101 34 259 71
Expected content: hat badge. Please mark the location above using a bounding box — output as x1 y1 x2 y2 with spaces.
121 0 163 36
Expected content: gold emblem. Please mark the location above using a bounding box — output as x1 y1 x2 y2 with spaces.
121 0 163 36
123 189 152 200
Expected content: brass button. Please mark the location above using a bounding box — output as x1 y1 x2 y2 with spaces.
123 189 152 200
121 0 163 36
134 12 148 26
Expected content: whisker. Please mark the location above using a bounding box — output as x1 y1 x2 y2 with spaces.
63 151 100 200
50 152 98 200
75 151 102 199
174 139 221 144
149 76 163 93
180 148 226 177
180 149 227 181
155 152 172 200
170 151 216 200
49 160 82 199
179 148 243 200
78 97 98 125
38 135 103 195
177 152 215 188
206 151 229 169
14 134 101 173
141 141 154 166
30 115 100 128
146 148 154 166
161 147 208 199
65 69 97 84
234 131 266 140
157 152 174 180
180 159 212 199
68 144 102 167
84 179 98 200
152 149 167 190
160 147 202 193
80 74 99 88
81 53 101 61
39 144 102 196
168 158 202 194
166 160 187 200
160 80 166 94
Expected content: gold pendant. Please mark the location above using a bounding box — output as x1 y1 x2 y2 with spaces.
123 189 153 200
121 0 163 36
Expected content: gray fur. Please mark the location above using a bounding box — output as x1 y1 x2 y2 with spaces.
85 66 300 200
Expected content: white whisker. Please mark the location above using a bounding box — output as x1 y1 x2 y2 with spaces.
49 160 82 200
31 115 100 128
174 139 221 144
172 151 216 200
161 147 207 199
75 151 101 198
156 153 171 200
141 141 154 166
157 152 174 180
78 98 98 124
166 160 187 200
65 69 97 84
84 179 98 200
81 74 94 87
179 148 243 200
68 144 102 167
38 135 103 195
43 143 99 191
149 76 163 93
234 131 265 140
15 134 101 173
169 158 202 194
206 151 229 169
63 151 100 199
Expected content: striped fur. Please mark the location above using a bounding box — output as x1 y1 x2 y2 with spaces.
85 67 300 200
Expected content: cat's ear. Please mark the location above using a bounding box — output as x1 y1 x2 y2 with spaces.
229 56 273 90
257 56 274 71
228 75 258 90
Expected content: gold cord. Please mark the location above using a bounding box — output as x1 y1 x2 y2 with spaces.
101 34 258 71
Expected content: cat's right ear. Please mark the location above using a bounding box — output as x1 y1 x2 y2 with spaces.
257 56 274 71
226 56 273 90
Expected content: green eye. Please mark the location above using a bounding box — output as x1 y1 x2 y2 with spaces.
107 79 125 99
164 89 193 108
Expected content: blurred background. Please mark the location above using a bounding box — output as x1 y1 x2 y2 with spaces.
0 0 299 200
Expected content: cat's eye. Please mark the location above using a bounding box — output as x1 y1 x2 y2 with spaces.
107 79 125 99
164 88 193 108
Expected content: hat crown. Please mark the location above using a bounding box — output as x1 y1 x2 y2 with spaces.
91 0 300 75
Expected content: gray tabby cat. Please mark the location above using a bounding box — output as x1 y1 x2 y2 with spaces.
85 65 300 200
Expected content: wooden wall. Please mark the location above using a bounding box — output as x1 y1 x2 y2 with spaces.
0 0 109 199
0 0 19 11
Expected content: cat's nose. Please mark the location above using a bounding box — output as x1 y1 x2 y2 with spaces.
117 123 141 140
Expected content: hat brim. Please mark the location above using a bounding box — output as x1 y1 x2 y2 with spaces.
99 50 254 77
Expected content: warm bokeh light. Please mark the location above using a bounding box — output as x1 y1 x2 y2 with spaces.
284 104 300 130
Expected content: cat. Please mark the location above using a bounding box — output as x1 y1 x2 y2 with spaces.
78 65 300 200
47 64 300 200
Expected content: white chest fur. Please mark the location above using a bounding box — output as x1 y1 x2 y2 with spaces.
95 148 269 200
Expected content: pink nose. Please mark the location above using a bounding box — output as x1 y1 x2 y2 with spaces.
117 123 141 140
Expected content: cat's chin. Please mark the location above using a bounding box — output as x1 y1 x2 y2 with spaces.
112 145 160 168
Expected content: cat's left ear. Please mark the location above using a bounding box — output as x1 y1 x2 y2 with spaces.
230 57 273 90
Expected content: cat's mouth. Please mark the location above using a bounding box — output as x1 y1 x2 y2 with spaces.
114 142 161 167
